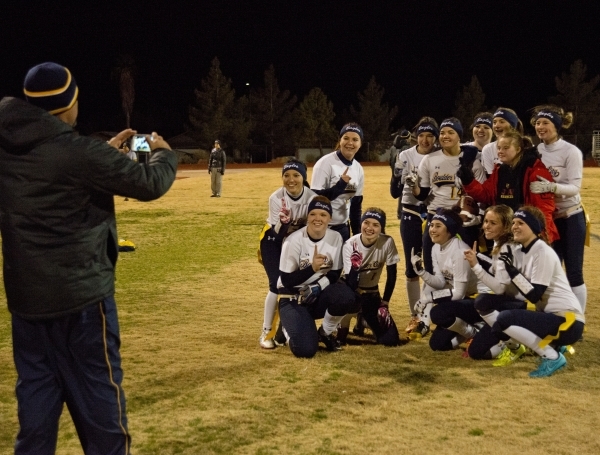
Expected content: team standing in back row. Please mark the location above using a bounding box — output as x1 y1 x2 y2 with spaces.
258 105 586 378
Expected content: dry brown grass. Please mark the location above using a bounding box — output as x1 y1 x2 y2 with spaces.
1 165 600 454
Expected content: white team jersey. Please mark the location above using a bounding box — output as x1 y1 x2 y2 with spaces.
512 239 584 322
277 227 344 290
267 186 317 235
394 145 427 206
342 233 399 288
311 151 365 225
417 149 486 212
481 141 500 174
432 237 479 295
537 139 582 213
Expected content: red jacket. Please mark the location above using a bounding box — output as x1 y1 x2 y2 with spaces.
463 155 559 243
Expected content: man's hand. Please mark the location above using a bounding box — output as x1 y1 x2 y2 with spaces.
107 128 136 150
147 132 171 151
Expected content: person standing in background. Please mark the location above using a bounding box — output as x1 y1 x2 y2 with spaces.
209 139 226 197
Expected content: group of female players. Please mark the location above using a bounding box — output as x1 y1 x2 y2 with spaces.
257 104 586 378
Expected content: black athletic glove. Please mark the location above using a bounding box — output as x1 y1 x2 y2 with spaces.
457 145 478 185
499 245 537 298
456 166 474 185
499 245 519 278
459 145 479 169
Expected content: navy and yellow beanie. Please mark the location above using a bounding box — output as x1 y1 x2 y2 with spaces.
23 62 79 115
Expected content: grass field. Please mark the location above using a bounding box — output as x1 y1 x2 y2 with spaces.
1 165 600 454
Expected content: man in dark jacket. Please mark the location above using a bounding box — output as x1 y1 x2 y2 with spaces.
208 139 226 197
0 62 177 454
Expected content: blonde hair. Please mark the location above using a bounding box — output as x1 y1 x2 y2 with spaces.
529 104 574 129
484 205 514 255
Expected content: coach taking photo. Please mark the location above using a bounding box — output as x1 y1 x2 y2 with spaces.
0 62 177 454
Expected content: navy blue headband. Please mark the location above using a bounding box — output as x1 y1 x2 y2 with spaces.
361 210 386 232
493 109 519 129
440 119 463 139
514 210 542 236
339 124 364 141
308 199 332 216
535 109 563 131
473 115 492 128
282 161 307 182
416 122 439 139
432 211 460 236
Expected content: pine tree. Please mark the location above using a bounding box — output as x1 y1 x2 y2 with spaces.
350 76 398 157
251 65 297 161
111 54 136 129
452 75 487 139
550 59 600 151
187 57 237 150
294 88 337 157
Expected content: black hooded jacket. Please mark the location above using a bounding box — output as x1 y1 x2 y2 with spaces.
0 97 178 319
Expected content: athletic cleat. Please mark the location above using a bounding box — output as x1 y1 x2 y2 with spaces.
318 326 342 351
353 313 368 336
259 329 275 349
493 344 526 367
529 353 567 378
273 323 288 347
415 321 430 338
405 316 419 333
558 345 575 355
337 327 349 346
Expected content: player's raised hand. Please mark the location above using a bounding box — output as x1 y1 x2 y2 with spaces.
279 198 291 224
410 247 425 276
312 244 327 272
350 241 363 270
464 241 478 267
340 167 351 184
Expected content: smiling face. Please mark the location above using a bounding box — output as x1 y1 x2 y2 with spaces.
429 220 452 244
339 132 362 160
417 132 436 153
306 209 331 238
439 127 460 153
493 118 513 138
535 118 559 145
482 210 506 241
361 218 382 245
511 217 536 247
282 169 304 196
496 137 521 166
472 124 493 148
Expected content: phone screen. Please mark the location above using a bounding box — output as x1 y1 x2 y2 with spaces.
131 135 151 152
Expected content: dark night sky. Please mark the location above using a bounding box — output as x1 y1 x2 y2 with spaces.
2 0 600 137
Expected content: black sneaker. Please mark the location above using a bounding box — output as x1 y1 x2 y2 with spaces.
318 326 341 351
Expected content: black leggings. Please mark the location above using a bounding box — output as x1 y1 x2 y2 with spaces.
357 292 401 346
279 282 359 358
